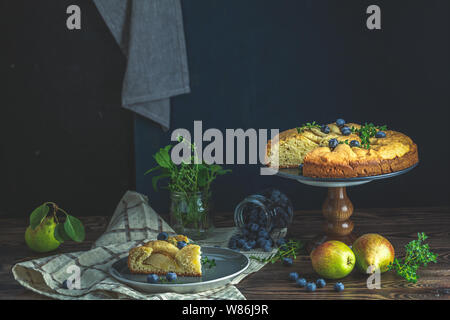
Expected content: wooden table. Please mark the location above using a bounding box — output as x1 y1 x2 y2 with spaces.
1 207 449 300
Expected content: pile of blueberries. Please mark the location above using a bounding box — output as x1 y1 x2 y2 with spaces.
147 272 177 284
228 189 293 252
289 272 345 292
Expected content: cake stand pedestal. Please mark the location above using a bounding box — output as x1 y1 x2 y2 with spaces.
275 163 418 253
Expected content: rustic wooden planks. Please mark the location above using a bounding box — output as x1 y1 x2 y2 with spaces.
0 207 449 300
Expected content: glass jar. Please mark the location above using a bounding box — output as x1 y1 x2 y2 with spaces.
169 191 213 240
234 189 293 242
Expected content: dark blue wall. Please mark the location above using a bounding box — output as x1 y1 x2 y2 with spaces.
2 1 449 218
135 0 449 215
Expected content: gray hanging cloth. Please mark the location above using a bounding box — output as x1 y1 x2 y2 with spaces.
93 0 190 130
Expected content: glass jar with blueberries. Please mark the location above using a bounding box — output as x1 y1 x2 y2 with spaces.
230 189 293 252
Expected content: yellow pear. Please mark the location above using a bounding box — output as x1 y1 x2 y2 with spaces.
25 216 61 253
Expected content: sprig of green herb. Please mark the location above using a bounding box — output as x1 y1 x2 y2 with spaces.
339 140 349 145
296 121 321 134
250 240 304 264
145 137 231 195
351 123 387 149
201 256 217 269
388 232 437 283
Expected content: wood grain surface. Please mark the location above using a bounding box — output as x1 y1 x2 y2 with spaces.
1 207 449 300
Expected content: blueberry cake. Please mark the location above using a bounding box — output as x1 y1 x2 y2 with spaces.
127 235 202 276
265 119 418 178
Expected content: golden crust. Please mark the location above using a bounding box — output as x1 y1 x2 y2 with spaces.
266 123 418 178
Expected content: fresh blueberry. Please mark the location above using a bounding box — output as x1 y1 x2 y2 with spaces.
289 272 299 281
375 131 386 138
341 126 351 135
177 241 187 249
306 282 317 292
237 238 247 248
242 228 250 237
263 243 272 252
147 274 159 284
271 189 282 200
157 232 168 241
276 238 286 247
166 272 177 282
242 242 252 251
349 140 360 148
298 163 304 173
258 229 269 239
248 223 260 233
247 240 256 249
283 257 293 266
296 278 307 287
334 282 345 292
321 125 331 134
336 119 346 127
62 279 69 289
316 279 326 288
329 138 339 149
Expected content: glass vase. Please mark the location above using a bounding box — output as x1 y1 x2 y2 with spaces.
169 191 214 240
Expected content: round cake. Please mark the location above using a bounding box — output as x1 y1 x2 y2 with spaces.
265 120 418 178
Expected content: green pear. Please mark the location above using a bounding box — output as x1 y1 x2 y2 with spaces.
25 216 61 253
310 240 355 279
352 233 395 273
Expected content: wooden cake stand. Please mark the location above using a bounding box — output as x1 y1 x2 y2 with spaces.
275 163 418 253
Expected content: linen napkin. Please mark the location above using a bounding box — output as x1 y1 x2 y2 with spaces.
93 0 190 130
12 191 275 300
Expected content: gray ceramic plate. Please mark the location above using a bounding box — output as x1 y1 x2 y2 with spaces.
109 246 249 294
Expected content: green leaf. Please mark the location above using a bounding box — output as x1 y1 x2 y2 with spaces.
54 223 71 243
152 173 171 191
144 165 161 176
153 147 173 169
63 215 85 242
29 204 50 229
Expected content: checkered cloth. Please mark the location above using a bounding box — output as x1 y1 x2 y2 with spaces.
12 191 275 300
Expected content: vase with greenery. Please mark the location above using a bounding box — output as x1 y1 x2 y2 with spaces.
145 137 231 239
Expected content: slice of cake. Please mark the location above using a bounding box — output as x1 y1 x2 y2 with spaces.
127 239 202 277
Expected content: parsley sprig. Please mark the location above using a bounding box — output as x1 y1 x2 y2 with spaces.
388 232 437 283
296 121 321 134
351 123 387 149
201 256 217 269
250 240 304 264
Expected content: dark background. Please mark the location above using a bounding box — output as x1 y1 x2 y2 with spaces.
2 0 449 218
